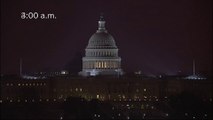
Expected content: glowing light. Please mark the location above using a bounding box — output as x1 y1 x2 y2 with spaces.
98 62 101 68
61 71 66 74
122 95 125 99
60 116 63 120
91 69 98 76
96 95 100 99
104 62 107 68
143 89 146 91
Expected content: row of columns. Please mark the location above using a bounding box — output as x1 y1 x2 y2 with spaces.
83 61 120 69
86 51 117 57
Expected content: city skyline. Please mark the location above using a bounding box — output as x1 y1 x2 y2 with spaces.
1 0 212 76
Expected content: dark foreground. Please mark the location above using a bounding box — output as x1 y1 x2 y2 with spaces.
1 93 212 120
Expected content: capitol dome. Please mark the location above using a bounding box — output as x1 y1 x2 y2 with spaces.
87 32 117 49
79 15 123 76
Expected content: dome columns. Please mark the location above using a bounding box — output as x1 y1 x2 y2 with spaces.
82 58 121 70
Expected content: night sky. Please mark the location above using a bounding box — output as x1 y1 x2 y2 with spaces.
1 0 212 76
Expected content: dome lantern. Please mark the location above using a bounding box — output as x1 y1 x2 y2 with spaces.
97 14 107 32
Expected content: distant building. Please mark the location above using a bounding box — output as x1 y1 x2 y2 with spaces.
79 15 123 76
1 77 212 102
1 76 212 119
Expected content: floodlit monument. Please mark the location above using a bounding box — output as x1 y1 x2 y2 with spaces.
79 15 123 76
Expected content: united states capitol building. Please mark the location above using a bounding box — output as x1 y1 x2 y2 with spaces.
79 15 123 76
0 16 212 119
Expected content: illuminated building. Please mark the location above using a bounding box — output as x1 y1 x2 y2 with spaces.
1 75 212 119
1 77 212 102
79 15 123 76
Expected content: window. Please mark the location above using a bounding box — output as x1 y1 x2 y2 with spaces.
96 95 99 99
104 62 107 68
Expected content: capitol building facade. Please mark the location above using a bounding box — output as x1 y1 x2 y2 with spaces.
79 16 123 76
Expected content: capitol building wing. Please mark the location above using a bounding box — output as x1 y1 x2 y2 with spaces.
79 16 123 76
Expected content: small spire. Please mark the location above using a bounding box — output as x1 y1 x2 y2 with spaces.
99 13 104 21
20 58 22 77
193 59 196 75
